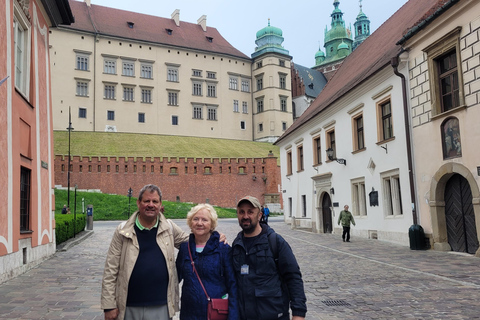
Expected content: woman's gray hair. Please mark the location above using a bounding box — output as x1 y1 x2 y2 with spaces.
138 184 162 201
186 203 218 231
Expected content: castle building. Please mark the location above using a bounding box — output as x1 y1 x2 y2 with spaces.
49 0 293 143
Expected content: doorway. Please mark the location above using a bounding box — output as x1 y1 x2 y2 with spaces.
445 174 479 254
322 193 333 233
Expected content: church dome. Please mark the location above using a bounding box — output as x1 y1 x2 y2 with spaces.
338 42 349 50
256 20 283 39
315 49 325 58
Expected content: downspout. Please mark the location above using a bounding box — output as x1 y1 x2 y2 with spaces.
86 4 98 132
391 53 418 225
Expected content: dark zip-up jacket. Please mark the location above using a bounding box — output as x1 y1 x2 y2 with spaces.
232 225 307 320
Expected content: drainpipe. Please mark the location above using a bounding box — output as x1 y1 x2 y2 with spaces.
86 4 98 132
391 53 418 226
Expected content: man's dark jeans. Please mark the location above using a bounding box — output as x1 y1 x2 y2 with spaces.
342 226 351 241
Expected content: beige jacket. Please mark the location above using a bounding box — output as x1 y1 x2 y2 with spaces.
101 212 189 319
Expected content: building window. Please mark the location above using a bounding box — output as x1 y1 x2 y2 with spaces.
313 136 321 165
229 77 238 90
107 110 115 121
441 117 462 159
76 53 89 71
382 170 403 216
138 113 145 123
351 178 367 216
104 59 116 74
122 61 135 76
123 86 134 101
258 123 263 132
353 114 365 151
280 97 287 112
14 6 30 96
297 144 304 172
326 129 336 159
288 198 292 217
241 79 250 92
207 83 216 97
193 69 202 77
140 63 153 79
207 106 217 120
286 150 292 175
168 91 178 106
193 82 202 96
257 61 262 68
424 27 464 116
207 72 216 79
167 66 179 82
79 108 87 119
240 121 246 130
301 195 307 217
170 167 178 174
204 167 212 174
233 100 239 112
282 122 287 131
242 102 248 114
172 115 178 125
377 99 393 141
279 59 285 67
193 106 202 119
141 88 152 103
256 77 263 90
20 167 31 231
104 84 115 100
76 81 88 97
257 99 264 113
279 74 286 89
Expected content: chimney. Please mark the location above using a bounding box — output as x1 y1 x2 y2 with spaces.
171 9 180 27
197 15 207 32
85 0 91 6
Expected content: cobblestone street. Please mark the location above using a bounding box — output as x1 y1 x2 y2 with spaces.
1 217 480 319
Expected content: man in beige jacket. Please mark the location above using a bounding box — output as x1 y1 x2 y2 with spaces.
101 184 188 320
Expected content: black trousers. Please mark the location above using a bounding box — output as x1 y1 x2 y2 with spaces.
342 226 351 241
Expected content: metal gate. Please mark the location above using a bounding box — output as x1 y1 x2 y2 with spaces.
322 194 333 233
445 174 479 254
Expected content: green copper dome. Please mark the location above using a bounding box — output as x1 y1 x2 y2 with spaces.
315 49 325 58
338 42 348 50
256 19 283 39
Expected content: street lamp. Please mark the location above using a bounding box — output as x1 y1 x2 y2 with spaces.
74 184 78 238
326 147 346 166
66 107 74 208
127 187 133 215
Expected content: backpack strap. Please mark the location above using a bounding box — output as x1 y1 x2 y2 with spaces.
268 232 279 265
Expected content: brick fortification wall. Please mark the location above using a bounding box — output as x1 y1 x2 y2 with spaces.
54 154 282 209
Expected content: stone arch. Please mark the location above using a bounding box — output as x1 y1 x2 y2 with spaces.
429 162 480 256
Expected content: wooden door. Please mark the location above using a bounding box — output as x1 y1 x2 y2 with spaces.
322 194 333 233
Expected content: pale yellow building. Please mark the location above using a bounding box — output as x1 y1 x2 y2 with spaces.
50 0 293 142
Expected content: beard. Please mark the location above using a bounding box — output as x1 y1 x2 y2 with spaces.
240 218 258 235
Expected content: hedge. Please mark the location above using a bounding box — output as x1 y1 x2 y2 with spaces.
55 213 86 245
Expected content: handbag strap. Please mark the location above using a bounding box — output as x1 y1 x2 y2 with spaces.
188 241 211 301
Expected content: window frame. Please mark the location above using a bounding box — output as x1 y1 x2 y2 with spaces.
172 115 179 125
104 58 116 74
279 73 287 89
351 177 367 216
122 60 135 77
381 169 403 217
376 97 394 142
233 100 239 112
242 101 248 114
104 83 116 100
13 3 31 97
256 98 264 113
193 81 203 96
76 80 89 97
123 86 134 102
141 87 152 104
241 79 250 92
193 105 203 119
78 107 87 119
207 83 217 97
167 66 179 82
280 96 288 112
20 166 31 232
312 135 321 166
138 112 145 123
229 77 238 90
168 91 178 106
286 149 293 176
140 62 153 79
107 110 115 121
352 113 365 152
297 144 304 172
207 106 217 121
326 128 336 160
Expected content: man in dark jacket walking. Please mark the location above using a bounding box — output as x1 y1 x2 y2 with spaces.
232 196 307 320
338 205 356 242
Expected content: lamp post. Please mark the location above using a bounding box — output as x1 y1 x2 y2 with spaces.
326 147 347 165
127 187 133 215
66 107 74 209
74 184 77 238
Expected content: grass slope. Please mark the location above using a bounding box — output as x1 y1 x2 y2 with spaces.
54 131 279 160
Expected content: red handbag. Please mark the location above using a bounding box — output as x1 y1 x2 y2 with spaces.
188 242 229 320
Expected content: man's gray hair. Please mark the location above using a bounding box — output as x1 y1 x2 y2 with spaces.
138 184 162 201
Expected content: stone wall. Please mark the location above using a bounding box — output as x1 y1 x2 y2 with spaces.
54 154 282 209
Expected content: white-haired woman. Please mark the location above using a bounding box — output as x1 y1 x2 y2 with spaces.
176 204 238 320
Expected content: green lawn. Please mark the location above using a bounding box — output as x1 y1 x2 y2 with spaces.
54 131 279 162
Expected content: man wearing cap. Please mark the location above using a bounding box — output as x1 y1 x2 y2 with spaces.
232 196 307 320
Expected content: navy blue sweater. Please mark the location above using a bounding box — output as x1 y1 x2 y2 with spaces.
126 225 168 306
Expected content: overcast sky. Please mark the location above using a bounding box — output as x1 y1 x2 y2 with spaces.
88 0 409 67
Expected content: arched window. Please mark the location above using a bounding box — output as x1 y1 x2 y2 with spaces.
441 117 462 159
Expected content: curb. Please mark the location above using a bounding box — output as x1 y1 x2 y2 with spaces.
57 230 95 252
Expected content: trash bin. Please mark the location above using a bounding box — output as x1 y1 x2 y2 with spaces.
86 205 93 230
408 224 425 250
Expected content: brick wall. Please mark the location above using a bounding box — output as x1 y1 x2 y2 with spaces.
54 154 282 209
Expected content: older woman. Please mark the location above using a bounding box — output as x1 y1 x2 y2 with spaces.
176 204 238 320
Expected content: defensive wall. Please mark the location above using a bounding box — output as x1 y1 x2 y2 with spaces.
54 154 282 209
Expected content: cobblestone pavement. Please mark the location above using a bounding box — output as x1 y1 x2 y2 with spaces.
1 217 480 319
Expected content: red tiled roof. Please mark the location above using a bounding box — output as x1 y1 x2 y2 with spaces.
275 0 447 145
64 0 249 59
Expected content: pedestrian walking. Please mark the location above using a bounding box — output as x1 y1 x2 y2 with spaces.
337 205 355 242
232 196 307 320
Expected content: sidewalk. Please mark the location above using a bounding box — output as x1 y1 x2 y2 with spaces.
0 218 479 319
